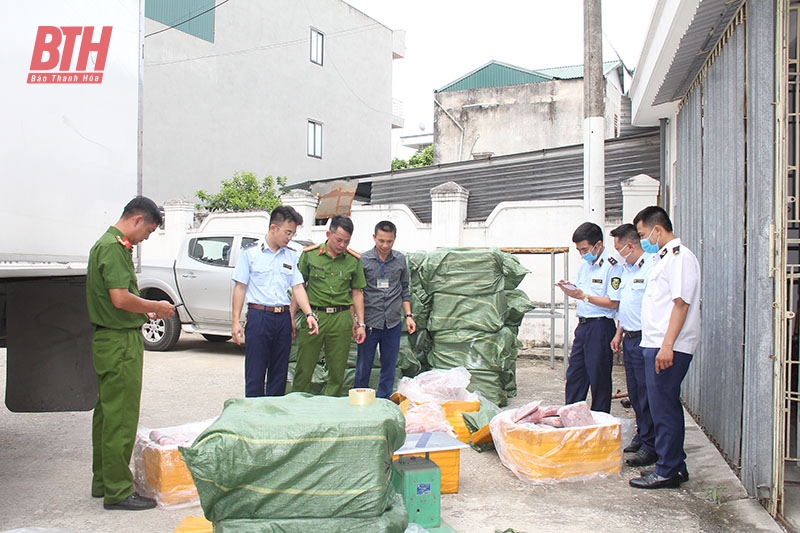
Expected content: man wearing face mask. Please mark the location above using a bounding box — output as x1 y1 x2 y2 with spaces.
609 223 656 468
628 206 701 490
556 222 622 413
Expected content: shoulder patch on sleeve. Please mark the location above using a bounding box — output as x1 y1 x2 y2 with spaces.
610 277 621 290
303 243 321 253
608 256 618 266
672 246 681 255
241 240 258 249
347 247 362 259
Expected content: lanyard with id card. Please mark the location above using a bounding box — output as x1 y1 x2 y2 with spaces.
377 258 389 289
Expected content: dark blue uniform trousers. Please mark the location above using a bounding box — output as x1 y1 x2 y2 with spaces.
565 317 616 413
623 336 655 454
243 308 292 397
354 322 402 399
643 347 693 478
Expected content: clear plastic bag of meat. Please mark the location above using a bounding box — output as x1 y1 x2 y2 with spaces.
404 401 457 438
397 367 478 404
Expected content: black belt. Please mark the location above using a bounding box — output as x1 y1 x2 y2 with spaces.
577 316 611 324
622 330 642 338
248 304 288 313
312 305 349 314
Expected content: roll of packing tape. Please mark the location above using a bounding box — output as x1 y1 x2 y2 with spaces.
349 388 376 405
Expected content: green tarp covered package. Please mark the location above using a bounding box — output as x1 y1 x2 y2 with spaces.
427 291 507 333
463 397 501 452
213 492 408 532
502 253 530 290
410 248 506 295
504 289 535 328
180 394 405 522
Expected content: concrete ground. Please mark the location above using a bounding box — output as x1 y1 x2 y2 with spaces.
0 335 784 533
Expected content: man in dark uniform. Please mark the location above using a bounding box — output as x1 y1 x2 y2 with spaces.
232 206 318 397
556 221 622 413
86 196 175 511
292 214 366 396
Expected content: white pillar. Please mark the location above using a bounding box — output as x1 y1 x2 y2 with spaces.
281 189 319 242
162 200 195 258
430 181 469 248
620 173 660 223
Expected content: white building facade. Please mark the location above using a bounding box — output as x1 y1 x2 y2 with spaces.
142 0 404 205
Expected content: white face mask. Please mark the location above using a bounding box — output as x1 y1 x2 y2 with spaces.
611 243 633 267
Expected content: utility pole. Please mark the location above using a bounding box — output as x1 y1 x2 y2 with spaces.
583 0 605 225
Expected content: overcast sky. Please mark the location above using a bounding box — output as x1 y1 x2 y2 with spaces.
343 0 658 158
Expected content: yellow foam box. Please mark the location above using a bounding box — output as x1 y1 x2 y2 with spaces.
393 448 461 493
400 399 480 444
490 409 621 482
134 437 198 506
174 515 213 533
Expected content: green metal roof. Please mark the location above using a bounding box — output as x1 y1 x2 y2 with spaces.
145 0 216 43
437 59 623 92
436 61 552 92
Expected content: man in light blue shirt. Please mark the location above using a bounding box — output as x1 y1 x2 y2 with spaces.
557 222 622 413
232 206 318 397
609 223 656 468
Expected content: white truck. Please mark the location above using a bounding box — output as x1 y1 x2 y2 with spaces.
137 212 305 351
0 1 143 411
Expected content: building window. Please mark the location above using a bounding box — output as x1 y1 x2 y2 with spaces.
310 28 324 65
308 120 323 158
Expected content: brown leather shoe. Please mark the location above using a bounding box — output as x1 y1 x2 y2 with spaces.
103 492 157 511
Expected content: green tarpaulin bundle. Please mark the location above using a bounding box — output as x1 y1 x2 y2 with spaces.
427 291 507 333
213 492 408 532
408 248 506 295
180 394 406 522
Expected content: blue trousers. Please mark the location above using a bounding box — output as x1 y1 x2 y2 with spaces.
643 347 693 478
243 309 292 397
354 322 402 399
623 336 655 454
565 318 616 413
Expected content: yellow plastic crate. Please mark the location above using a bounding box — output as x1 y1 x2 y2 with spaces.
174 515 213 533
490 410 621 481
133 437 198 507
393 448 461 494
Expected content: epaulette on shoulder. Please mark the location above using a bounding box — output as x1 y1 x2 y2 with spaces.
347 247 362 259
304 243 321 253
242 240 259 249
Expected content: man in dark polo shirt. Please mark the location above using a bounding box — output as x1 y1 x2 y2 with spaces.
292 215 366 396
86 196 175 511
354 220 416 398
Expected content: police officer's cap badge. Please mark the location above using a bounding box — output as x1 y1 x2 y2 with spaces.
610 277 621 290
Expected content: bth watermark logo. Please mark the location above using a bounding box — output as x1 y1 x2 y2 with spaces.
28 26 112 84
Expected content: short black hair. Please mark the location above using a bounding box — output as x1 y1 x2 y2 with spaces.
270 205 303 226
374 220 396 235
633 206 673 233
121 196 162 226
329 214 354 235
572 222 603 245
610 223 639 245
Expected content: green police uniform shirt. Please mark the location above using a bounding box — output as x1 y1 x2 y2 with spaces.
299 242 366 307
86 226 148 330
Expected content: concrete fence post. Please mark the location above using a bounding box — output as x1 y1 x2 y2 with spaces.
281 189 319 242
430 181 469 248
620 174 660 223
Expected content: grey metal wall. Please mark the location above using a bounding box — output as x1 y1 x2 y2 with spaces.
675 20 747 468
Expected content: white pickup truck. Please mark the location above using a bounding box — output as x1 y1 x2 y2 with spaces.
137 213 309 351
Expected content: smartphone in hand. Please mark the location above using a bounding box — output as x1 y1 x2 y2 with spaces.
559 282 578 291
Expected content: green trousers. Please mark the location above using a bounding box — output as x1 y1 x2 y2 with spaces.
91 328 144 505
293 310 352 396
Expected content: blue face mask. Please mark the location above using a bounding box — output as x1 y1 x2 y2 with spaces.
640 227 659 254
582 243 599 263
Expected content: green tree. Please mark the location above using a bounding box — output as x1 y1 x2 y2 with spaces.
196 171 288 212
391 145 433 170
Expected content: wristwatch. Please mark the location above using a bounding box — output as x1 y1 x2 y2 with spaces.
583 295 590 304
405 313 414 318
306 312 317 319
357 323 366 329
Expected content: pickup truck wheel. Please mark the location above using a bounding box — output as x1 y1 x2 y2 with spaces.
141 313 181 351
202 334 232 343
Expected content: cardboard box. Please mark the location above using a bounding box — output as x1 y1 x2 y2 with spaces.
490 410 621 482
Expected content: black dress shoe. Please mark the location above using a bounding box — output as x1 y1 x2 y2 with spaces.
623 440 641 453
641 468 689 483
629 471 682 489
103 492 157 511
625 449 658 466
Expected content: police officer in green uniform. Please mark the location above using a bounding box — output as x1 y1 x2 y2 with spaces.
86 196 175 511
292 214 367 396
